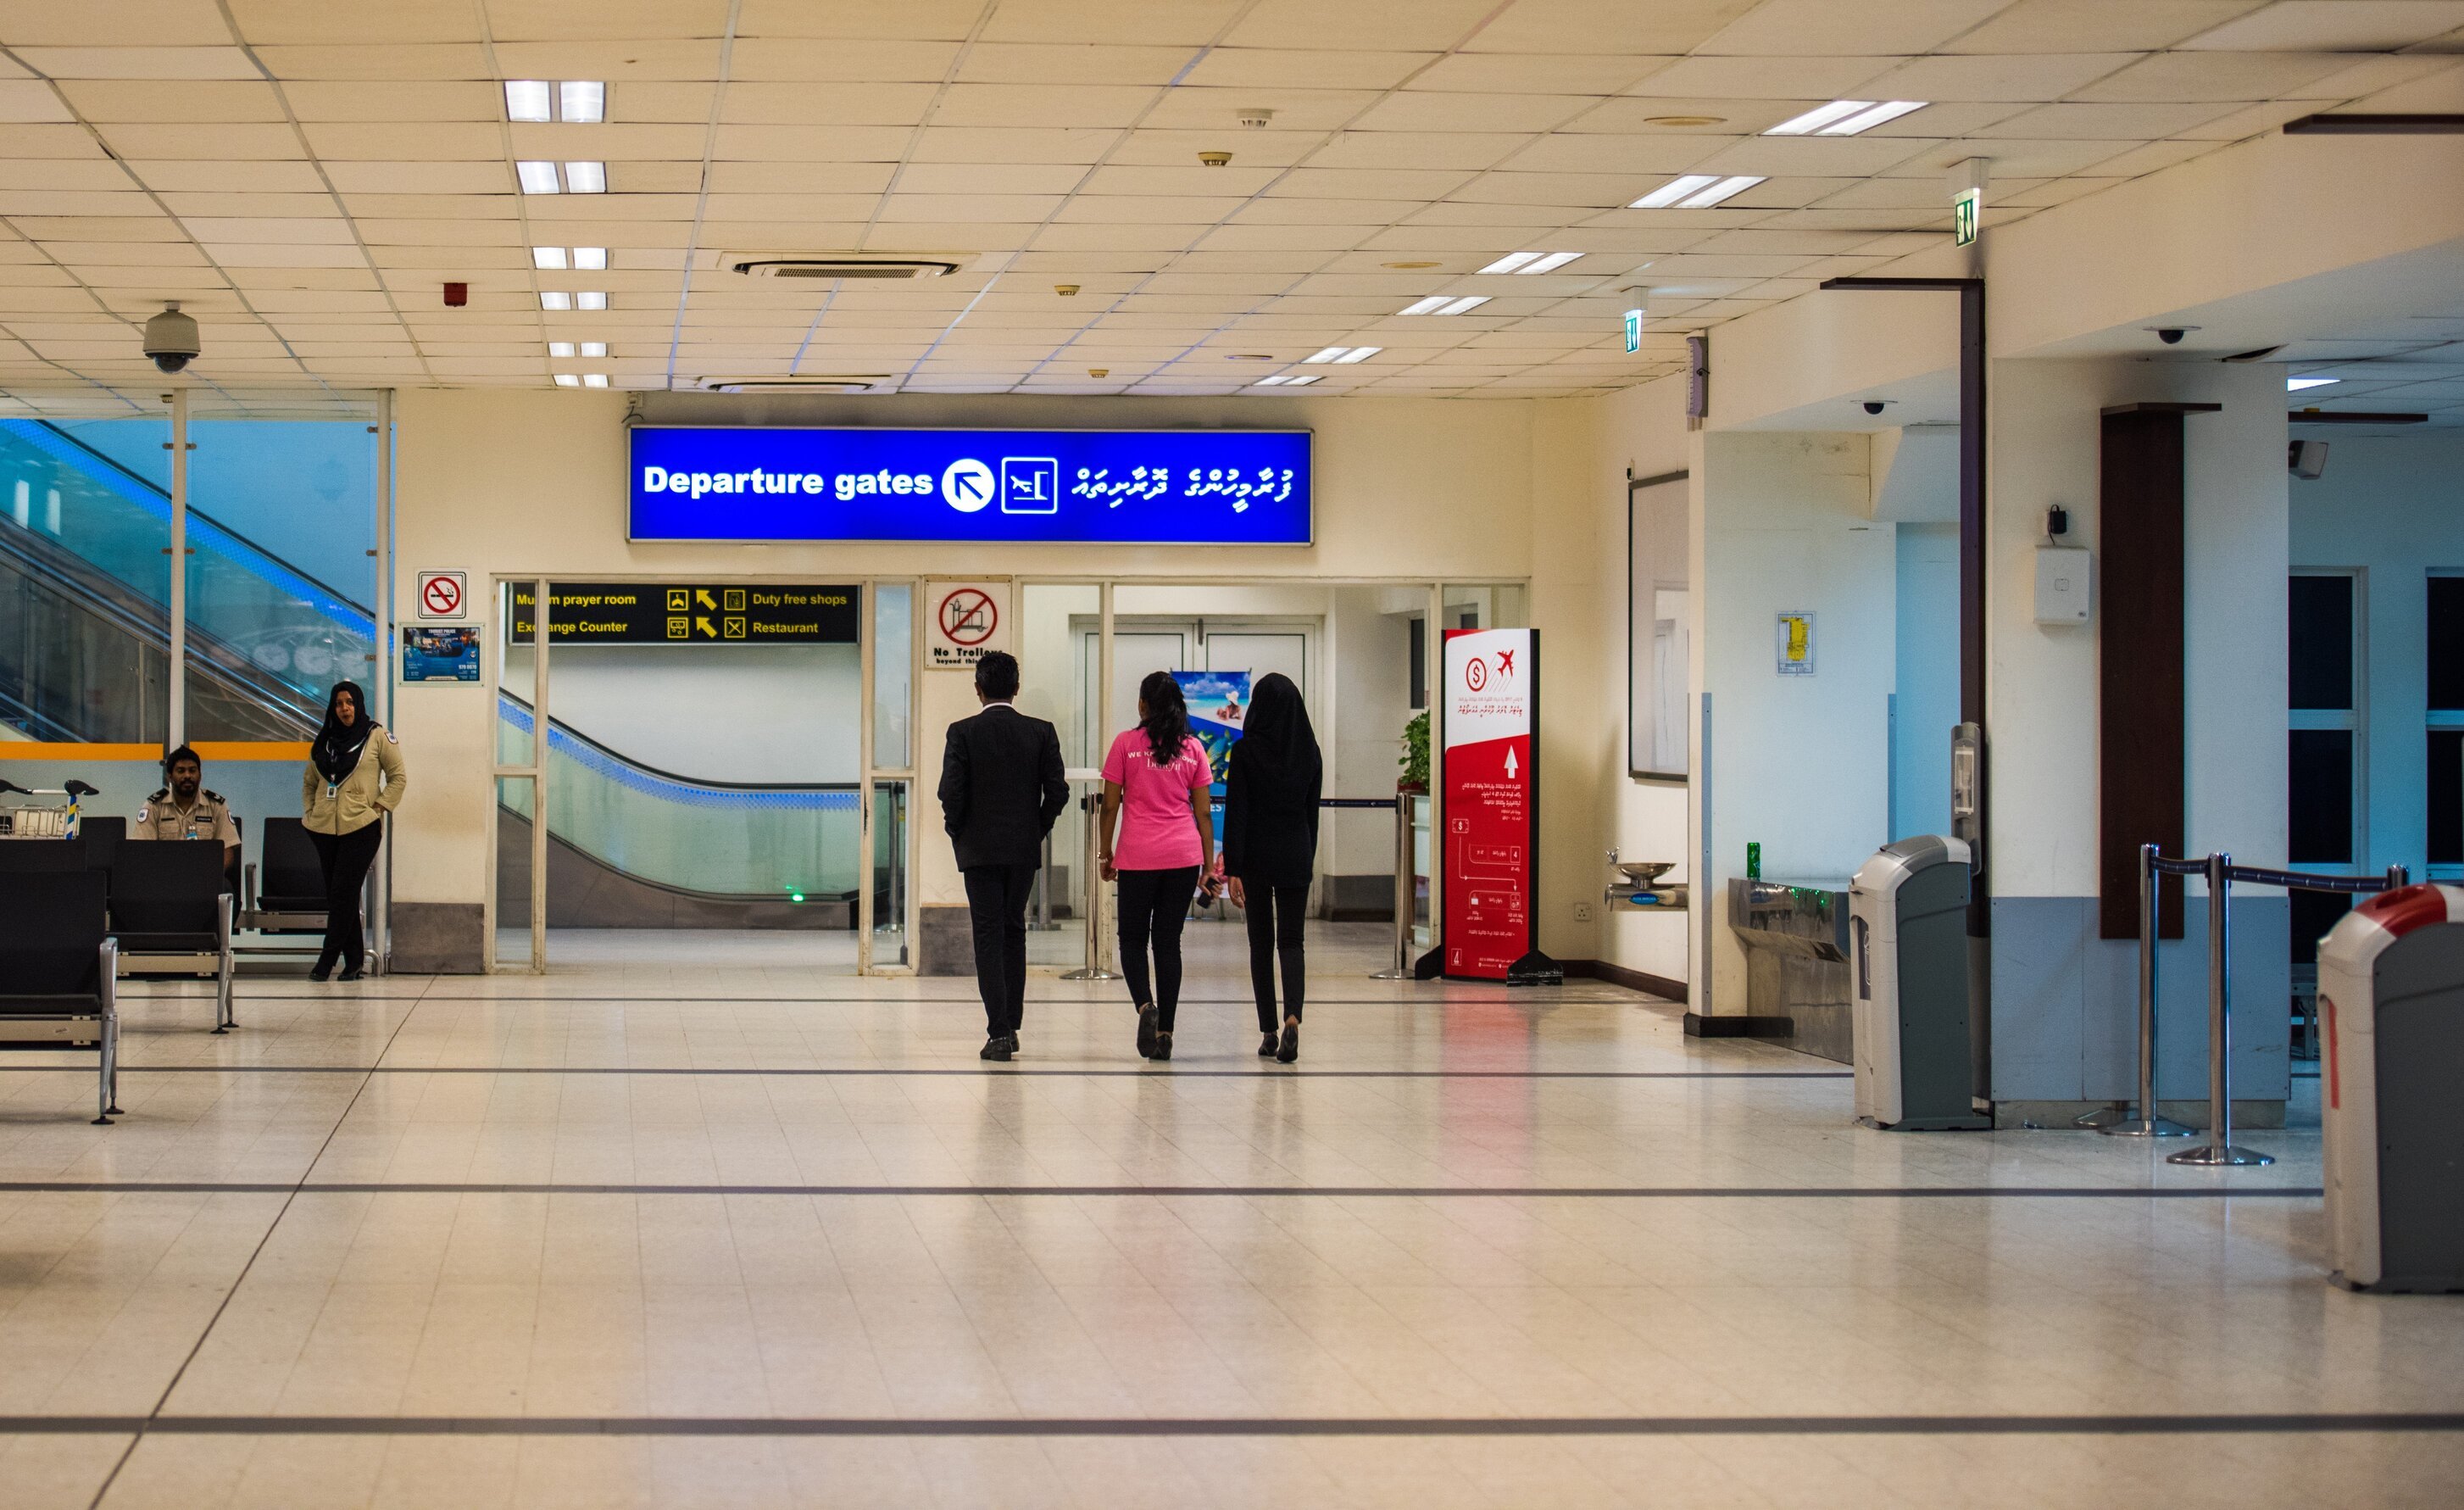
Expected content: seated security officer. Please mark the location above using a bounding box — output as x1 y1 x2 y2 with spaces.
136 743 241 883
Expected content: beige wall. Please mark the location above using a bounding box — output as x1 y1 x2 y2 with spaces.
390 386 1648 963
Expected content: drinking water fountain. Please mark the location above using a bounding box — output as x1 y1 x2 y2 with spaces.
1605 850 1688 911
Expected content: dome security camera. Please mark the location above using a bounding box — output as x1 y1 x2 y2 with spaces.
1862 399 1888 415
143 302 200 373
2155 327 2188 345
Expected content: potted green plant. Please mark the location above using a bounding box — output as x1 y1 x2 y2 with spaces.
1398 710 1429 792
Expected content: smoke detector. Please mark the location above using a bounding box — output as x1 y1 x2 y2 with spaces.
1199 150 1232 167
1054 283 1080 296
696 376 888 393
1237 107 1272 129
720 252 971 280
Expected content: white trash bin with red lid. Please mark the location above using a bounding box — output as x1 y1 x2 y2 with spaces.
2317 883 2464 1293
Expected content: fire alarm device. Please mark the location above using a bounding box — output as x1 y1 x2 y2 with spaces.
442 282 468 307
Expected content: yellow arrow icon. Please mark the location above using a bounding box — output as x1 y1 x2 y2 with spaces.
696 588 717 610
695 616 716 638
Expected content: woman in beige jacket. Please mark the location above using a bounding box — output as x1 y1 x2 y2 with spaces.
301 680 407 980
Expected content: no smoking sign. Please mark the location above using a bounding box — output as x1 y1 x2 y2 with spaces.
926 580 1010 671
416 570 467 621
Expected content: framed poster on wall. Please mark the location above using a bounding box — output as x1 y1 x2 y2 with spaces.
1628 469 1690 781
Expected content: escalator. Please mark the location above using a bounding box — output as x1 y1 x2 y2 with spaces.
1 417 861 928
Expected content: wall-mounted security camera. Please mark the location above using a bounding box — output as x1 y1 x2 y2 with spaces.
142 301 200 373
2289 438 2330 480
1862 399 1888 415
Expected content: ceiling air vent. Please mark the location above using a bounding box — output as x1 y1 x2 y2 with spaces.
698 376 889 393
721 253 968 281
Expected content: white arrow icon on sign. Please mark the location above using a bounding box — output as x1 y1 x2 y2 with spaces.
942 458 994 513
1505 749 1519 779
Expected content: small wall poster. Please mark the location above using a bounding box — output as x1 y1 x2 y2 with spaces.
1776 611 1816 676
403 625 481 683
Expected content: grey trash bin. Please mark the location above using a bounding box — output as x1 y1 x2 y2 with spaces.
1849 836 1987 1130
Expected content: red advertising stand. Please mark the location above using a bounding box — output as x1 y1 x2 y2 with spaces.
1425 627 1562 985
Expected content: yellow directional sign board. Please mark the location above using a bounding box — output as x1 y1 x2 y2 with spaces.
510 582 859 644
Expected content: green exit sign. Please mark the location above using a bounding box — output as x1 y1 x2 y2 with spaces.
1623 309 1643 353
1953 188 1980 248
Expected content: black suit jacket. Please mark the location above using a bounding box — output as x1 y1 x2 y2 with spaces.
938 704 1071 871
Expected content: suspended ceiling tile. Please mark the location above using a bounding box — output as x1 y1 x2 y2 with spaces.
1496 131 1731 176
489 40 725 81
1870 135 2121 176
2083 137 2229 178
1976 101 2244 137
0 160 131 191
930 83 1162 129
0 124 108 156
508 122 713 159
0 78 76 122
1224 0 1504 51
1410 53 1670 95
97 122 307 157
2183 1 2464 51
1140 86 1381 131
712 125 913 160
1055 192 1252 221
36 239 210 265
481 0 731 42
0 190 159 215
2172 97 2333 138
277 79 498 122
956 42 1204 86
1624 53 1906 100
11 45 260 80
55 79 290 122
720 82 938 125
983 0 1243 46
900 161 1093 196
1350 91 1592 133
907 125 1118 164
1304 131 1532 171
222 0 478 44
1178 47 1437 92
2071 49 2356 102
302 122 502 159
1447 170 1648 208
1699 0 2013 57
248 44 492 80
17 216 187 239
1946 0 2265 53
1854 52 2140 103
1691 134 1941 177
724 38 962 81
131 160 328 193
159 192 342 218
320 160 508 196
706 160 897 194
732 4 979 46
699 193 882 222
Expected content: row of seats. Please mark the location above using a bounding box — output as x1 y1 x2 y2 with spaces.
0 834 236 1032
0 869 126 1124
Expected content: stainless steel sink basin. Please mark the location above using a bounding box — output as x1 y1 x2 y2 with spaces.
1614 861 1674 887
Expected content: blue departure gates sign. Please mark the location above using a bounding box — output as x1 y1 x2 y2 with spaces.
628 426 1312 544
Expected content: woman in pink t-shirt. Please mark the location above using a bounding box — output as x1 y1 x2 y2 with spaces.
1099 671 1220 1061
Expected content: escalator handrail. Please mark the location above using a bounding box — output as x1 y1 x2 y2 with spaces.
2 419 374 637
497 693 858 810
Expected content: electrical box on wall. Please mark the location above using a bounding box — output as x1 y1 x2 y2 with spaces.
2034 546 2090 625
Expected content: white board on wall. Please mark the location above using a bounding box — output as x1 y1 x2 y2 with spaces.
1629 471 1690 781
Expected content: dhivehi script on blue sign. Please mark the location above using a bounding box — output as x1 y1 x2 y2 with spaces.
628 427 1311 545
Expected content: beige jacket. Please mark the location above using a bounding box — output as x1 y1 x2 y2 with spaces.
302 726 408 835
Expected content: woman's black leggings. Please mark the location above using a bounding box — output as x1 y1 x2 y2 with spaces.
309 822 383 972
1243 882 1309 1033
1115 866 1199 1031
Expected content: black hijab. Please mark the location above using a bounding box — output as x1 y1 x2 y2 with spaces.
1238 672 1319 786
313 680 375 783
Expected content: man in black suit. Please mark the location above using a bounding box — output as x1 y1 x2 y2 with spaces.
937 649 1070 1061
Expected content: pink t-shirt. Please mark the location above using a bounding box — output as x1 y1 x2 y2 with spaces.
1102 729 1211 872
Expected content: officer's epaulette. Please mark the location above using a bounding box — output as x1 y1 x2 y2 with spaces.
147 788 169 801
203 788 224 802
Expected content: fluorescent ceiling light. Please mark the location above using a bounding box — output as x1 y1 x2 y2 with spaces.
559 81 605 124
1478 251 1543 275
532 246 567 270
504 81 551 123
1333 345 1379 363
571 246 607 270
1679 175 1763 208
1632 174 1717 209
1435 295 1489 315
548 341 576 358
1255 374 1319 386
553 373 580 387
581 373 609 388
1766 99 1874 136
576 291 608 310
538 291 573 311
563 161 606 193
515 160 560 195
580 341 608 358
1398 295 1452 315
2288 376 2339 391
1519 251 1582 274
1302 345 1382 364
1823 100 1926 136
1478 250 1582 275
1304 346 1351 363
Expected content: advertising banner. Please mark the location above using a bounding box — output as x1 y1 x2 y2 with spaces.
630 426 1311 545
402 625 480 683
1439 627 1559 983
509 582 859 644
1172 670 1249 844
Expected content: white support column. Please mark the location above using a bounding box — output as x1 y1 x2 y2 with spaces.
1094 579 1116 972
857 579 877 973
370 390 393 973
166 388 188 749
531 576 548 972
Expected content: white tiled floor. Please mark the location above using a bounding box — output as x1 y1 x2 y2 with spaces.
3 923 2460 1507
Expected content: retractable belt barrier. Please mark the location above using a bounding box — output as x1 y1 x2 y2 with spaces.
2100 844 2406 1167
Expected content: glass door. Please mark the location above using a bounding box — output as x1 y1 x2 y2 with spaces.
861 580 916 972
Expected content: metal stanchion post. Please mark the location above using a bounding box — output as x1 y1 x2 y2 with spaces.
2169 851 2272 1167
1033 828 1053 931
1371 794 1413 980
1060 788 1118 982
2105 842 2192 1138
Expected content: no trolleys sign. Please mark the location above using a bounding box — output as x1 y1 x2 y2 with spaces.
926 580 1011 672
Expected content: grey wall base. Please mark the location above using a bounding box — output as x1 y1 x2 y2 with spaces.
1993 1098 2288 1131
390 901 484 974
1321 873 1397 921
920 905 975 978
1991 894 2290 1106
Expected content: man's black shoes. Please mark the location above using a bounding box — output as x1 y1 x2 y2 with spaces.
981 1033 1018 1062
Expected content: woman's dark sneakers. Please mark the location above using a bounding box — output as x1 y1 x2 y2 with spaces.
1153 1031 1171 1061
1136 1003 1158 1059
1258 1032 1279 1057
1276 1022 1299 1063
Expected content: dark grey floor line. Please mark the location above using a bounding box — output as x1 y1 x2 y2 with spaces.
153 995 1654 1006
3 1064 1846 1080
0 1412 2450 1438
0 1181 2324 1200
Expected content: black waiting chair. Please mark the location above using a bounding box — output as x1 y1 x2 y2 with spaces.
0 836 90 872
245 816 329 933
108 840 236 1032
0 870 121 1123
78 816 125 872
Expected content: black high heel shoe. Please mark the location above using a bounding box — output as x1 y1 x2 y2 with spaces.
1136 1003 1158 1059
1153 1031 1172 1061
1276 1022 1299 1063
1258 1032 1278 1057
